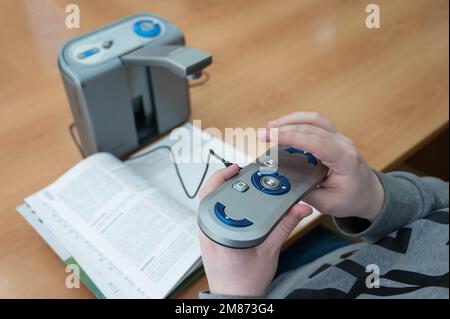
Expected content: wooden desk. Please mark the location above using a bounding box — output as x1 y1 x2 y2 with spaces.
0 0 448 298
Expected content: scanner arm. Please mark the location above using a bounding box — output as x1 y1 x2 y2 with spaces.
121 45 212 78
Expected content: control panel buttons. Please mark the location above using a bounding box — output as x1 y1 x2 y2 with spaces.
251 171 290 195
133 19 162 38
214 202 253 227
232 181 249 193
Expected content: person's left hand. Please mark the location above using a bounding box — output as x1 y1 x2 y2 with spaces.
198 164 313 297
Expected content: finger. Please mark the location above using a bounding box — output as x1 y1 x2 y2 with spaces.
277 124 335 140
199 164 240 200
257 127 276 142
264 204 313 249
302 187 335 214
289 203 314 219
268 112 338 133
269 130 343 166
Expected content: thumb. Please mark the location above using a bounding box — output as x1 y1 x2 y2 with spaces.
263 204 313 250
198 164 240 201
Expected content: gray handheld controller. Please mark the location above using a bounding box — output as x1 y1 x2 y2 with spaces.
198 146 329 248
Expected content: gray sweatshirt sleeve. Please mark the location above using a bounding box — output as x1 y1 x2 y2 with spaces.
333 171 449 242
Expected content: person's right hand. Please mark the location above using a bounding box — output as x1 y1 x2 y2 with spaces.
258 112 384 222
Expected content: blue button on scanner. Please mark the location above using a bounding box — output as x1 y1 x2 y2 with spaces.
214 202 253 227
133 20 162 38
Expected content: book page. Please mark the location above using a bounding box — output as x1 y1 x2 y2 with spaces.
26 152 200 298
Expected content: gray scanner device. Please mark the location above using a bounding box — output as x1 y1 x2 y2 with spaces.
198 146 329 248
58 13 212 158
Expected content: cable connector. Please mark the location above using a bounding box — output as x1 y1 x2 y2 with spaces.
209 149 235 168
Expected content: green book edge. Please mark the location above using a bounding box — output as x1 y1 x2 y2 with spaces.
66 256 204 299
65 257 106 299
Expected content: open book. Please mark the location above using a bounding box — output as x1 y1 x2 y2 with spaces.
17 124 321 298
18 124 251 298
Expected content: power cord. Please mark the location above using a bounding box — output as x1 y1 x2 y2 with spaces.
188 71 210 88
69 122 85 158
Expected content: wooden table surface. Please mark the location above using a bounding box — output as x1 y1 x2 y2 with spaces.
0 0 448 298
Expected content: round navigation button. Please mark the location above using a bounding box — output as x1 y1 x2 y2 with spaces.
261 176 281 190
251 171 290 195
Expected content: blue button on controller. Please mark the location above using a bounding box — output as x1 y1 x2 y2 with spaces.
133 20 161 38
214 202 253 227
285 147 318 166
251 171 290 195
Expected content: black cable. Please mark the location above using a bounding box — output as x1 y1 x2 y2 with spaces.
209 149 233 167
68 122 238 199
68 123 213 199
69 122 85 158
126 145 214 199
188 71 210 88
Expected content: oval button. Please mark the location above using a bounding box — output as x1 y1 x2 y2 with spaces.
214 202 253 227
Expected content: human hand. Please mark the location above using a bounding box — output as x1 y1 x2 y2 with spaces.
259 112 384 222
198 164 312 296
